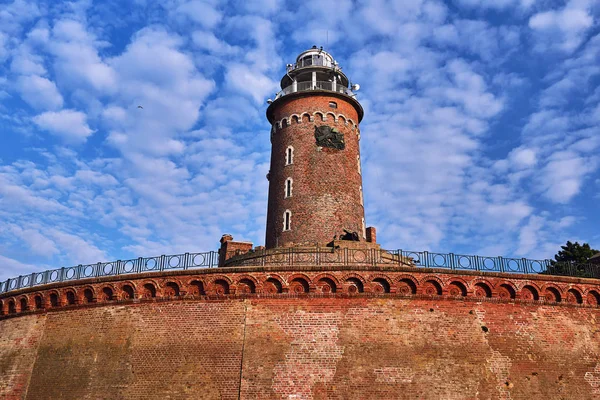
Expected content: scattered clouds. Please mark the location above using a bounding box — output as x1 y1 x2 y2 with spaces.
0 0 598 282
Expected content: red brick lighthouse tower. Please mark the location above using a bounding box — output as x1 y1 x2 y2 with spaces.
265 47 368 248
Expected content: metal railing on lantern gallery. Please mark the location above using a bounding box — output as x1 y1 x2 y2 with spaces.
275 81 356 100
1 248 599 295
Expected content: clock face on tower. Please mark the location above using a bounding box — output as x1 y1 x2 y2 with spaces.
314 125 345 150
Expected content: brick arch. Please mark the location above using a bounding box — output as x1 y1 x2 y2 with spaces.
313 111 325 121
301 112 312 122
7 298 16 314
520 284 540 301
63 288 78 305
312 273 341 287
48 290 60 307
347 118 356 128
164 281 181 297
212 279 230 296
80 286 96 304
236 275 259 294
420 276 443 296
566 288 583 304
496 281 517 300
209 275 233 285
32 293 44 310
99 284 117 302
140 280 159 298
290 114 300 124
18 296 28 312
313 273 339 294
187 279 206 296
325 112 337 122
263 275 284 294
542 283 563 303
337 114 347 124
341 272 367 284
446 280 468 297
585 289 600 306
281 117 290 128
287 273 311 294
369 274 393 294
396 275 418 296
472 280 493 298
120 282 137 300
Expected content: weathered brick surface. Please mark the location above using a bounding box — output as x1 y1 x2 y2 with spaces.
1 267 600 399
265 94 365 248
0 314 45 400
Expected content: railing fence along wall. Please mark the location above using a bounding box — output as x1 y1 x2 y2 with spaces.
1 248 598 295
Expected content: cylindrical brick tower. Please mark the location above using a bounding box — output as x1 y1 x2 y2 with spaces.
265 46 365 248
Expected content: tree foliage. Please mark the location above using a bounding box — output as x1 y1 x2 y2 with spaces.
553 241 599 264
544 241 600 278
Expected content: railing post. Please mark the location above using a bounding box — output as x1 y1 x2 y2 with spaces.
60 267 66 282
423 251 429 269
159 255 166 271
498 256 504 273
522 258 529 274
183 253 190 270
137 257 143 273
29 273 35 287
449 253 455 270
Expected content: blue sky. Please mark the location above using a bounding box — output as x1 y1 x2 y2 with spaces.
0 0 598 280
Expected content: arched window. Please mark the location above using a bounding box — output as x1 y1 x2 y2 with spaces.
357 154 362 175
285 178 293 198
286 146 294 165
283 210 292 231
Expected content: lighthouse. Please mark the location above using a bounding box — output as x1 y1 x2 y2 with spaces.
265 46 368 249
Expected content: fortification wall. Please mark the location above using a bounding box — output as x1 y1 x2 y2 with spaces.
2 266 600 399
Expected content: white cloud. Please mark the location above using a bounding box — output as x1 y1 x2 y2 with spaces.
174 0 222 28
49 19 117 93
15 75 64 110
529 1 594 52
33 109 94 143
225 63 278 103
509 147 537 168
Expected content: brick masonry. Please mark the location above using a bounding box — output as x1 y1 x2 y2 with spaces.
2 266 600 399
265 93 366 248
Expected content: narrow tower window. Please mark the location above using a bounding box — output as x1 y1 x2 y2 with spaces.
285 178 293 198
286 146 294 165
283 210 292 231
357 155 362 175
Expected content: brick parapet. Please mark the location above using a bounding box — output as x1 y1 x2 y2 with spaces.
2 264 600 318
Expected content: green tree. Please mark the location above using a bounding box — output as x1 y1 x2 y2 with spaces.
553 241 599 264
545 241 600 278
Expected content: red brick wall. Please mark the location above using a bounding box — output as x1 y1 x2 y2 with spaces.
2 296 600 399
2 267 600 399
266 94 365 248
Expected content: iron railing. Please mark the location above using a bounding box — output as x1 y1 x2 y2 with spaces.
0 251 218 295
275 80 355 99
1 248 599 295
